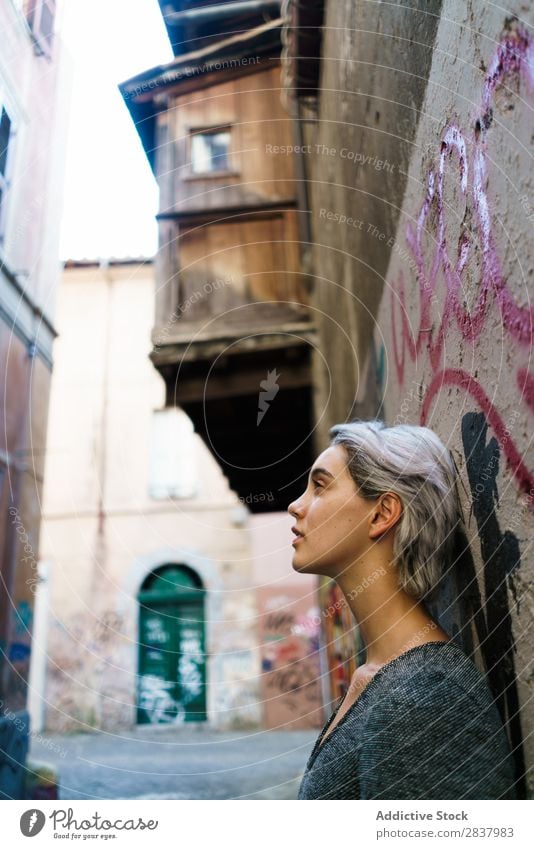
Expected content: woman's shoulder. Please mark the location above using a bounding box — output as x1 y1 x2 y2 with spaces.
358 641 517 799
367 640 501 718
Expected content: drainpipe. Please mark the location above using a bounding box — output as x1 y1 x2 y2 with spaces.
292 99 312 254
91 258 113 730
97 259 111 538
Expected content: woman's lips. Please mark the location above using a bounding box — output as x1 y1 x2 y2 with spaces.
291 525 305 546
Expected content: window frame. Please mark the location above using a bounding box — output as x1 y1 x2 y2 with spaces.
0 87 18 246
187 125 235 178
148 408 198 500
23 0 56 60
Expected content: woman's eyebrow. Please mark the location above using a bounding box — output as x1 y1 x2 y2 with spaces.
310 466 334 479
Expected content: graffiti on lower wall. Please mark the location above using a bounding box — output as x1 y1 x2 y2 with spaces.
2 602 33 714
318 578 360 709
47 609 131 732
258 589 323 729
138 674 185 725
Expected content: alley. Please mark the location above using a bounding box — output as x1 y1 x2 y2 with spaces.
1 0 531 813
29 727 317 800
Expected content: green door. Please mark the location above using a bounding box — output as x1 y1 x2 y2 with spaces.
137 566 206 724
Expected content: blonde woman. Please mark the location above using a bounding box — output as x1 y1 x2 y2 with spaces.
288 420 516 800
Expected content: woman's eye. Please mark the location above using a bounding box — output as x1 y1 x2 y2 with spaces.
312 480 323 492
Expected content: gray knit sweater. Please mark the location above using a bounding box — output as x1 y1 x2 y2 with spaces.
298 641 517 800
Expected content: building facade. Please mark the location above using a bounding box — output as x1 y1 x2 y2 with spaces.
0 0 70 799
37 259 323 733
120 1 317 515
116 1 326 732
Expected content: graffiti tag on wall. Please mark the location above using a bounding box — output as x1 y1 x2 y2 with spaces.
387 20 532 798
391 21 533 504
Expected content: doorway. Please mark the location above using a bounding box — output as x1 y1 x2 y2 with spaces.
137 564 206 724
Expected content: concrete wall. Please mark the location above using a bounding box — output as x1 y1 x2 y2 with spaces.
301 0 533 797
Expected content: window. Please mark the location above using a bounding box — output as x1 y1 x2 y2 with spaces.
149 408 198 499
0 104 14 241
190 129 231 175
24 0 56 59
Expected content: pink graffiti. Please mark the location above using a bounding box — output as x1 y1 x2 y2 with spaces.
391 24 533 502
421 369 534 499
517 368 534 413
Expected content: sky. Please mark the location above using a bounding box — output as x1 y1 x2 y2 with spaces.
58 0 173 261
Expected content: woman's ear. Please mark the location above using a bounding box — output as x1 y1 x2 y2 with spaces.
368 492 403 539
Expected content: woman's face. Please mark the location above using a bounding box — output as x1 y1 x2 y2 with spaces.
287 444 377 578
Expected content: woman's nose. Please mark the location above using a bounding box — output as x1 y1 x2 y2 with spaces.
288 497 303 517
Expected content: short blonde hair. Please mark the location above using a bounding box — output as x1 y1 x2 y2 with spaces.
329 420 462 599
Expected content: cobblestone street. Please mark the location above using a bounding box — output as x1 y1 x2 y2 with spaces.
29 726 317 800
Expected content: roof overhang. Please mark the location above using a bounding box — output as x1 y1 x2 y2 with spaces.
119 16 283 173
158 0 282 56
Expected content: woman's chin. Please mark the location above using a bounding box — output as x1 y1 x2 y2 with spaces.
292 554 317 574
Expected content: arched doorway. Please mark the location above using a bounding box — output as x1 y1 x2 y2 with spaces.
137 564 206 724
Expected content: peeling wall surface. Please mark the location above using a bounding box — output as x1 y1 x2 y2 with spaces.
305 1 533 798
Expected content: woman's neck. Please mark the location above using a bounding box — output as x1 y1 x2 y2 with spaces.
334 554 449 666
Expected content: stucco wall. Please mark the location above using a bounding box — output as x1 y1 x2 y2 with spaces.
376 6 533 798
40 261 323 733
300 0 443 444
40 261 262 731
303 0 533 797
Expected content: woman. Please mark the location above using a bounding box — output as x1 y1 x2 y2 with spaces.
288 420 517 800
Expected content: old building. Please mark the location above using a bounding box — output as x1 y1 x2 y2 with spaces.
37 258 323 733
0 0 70 798
120 0 317 513
282 0 533 798
118 1 325 731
